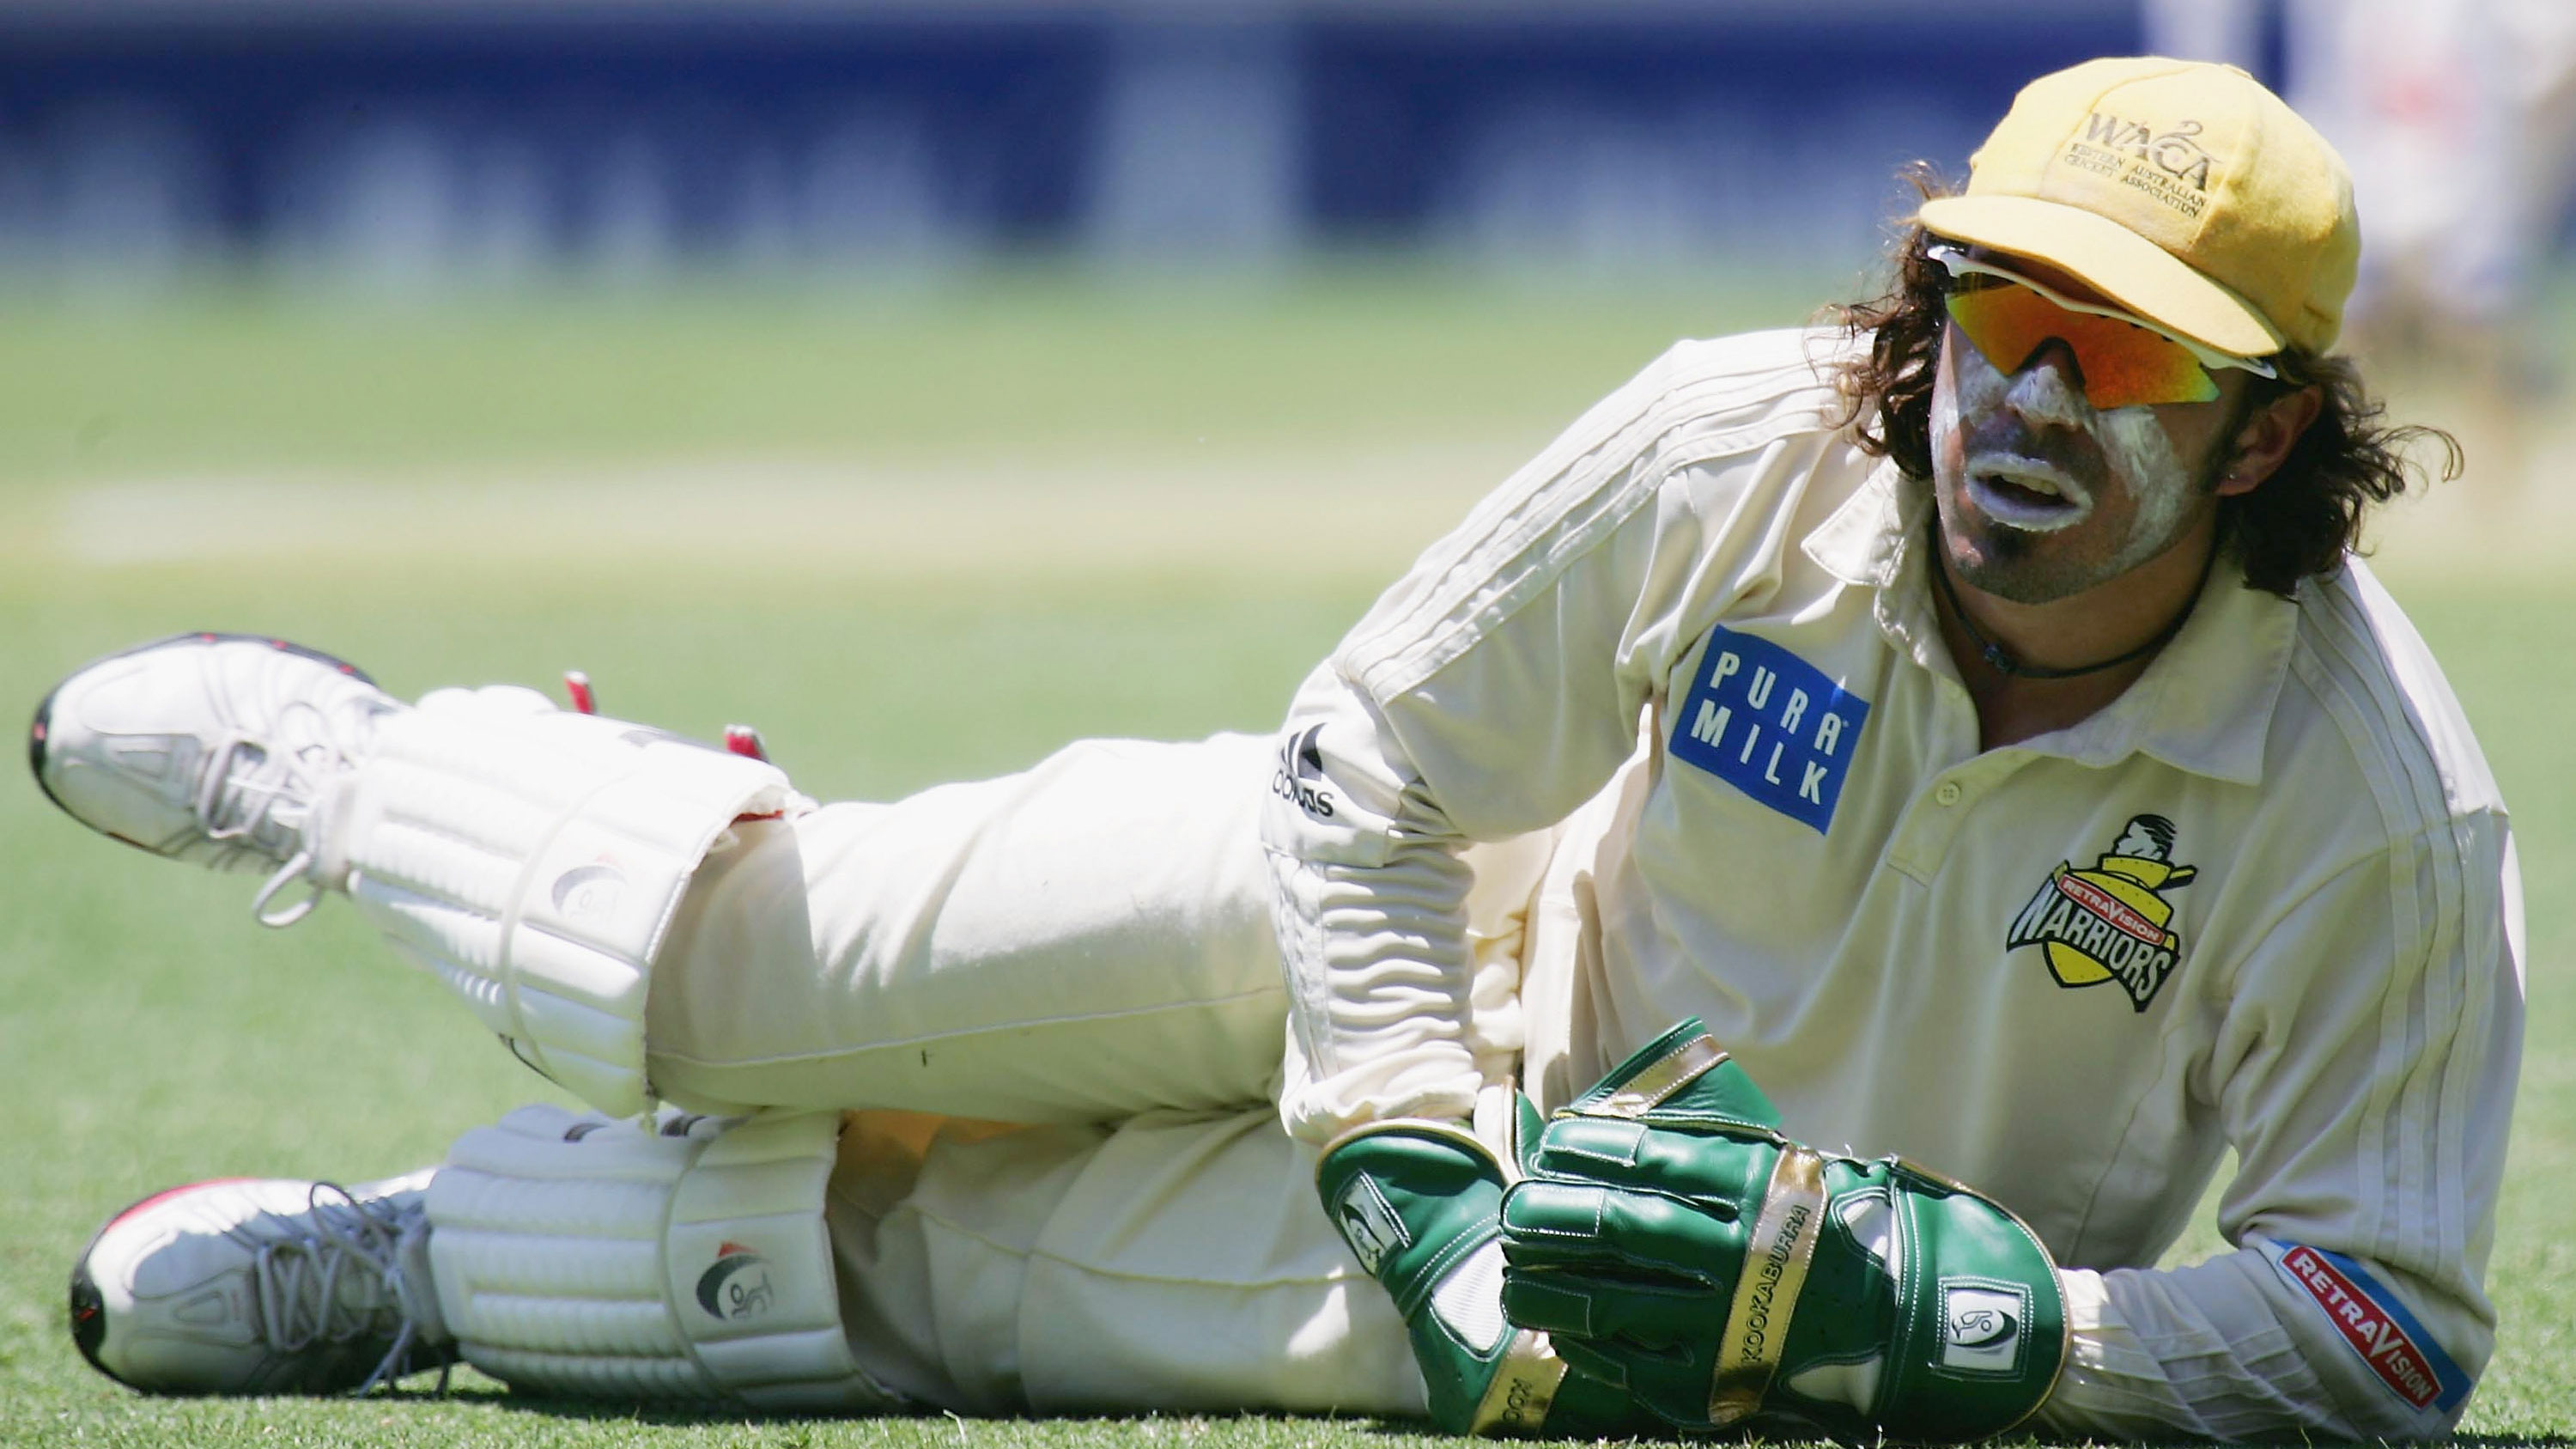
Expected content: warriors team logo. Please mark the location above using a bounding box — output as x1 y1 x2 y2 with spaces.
2007 814 2196 1012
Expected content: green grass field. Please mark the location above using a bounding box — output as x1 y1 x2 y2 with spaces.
0 265 2568 1447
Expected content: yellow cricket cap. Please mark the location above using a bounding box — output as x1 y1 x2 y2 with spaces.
1917 56 2358 357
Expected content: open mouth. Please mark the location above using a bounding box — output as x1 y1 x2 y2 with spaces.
1965 463 2091 533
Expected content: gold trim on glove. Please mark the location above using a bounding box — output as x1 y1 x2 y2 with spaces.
1467 1329 1571 1435
1591 1033 1728 1117
1707 1145 1827 1428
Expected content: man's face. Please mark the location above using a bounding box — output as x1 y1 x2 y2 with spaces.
1926 265 2251 606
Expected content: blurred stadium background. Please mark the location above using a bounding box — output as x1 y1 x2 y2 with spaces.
0 0 2567 301
0 0 2146 286
3 0 2573 557
6 3 2576 1445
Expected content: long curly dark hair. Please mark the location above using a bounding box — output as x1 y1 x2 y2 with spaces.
1826 166 2461 597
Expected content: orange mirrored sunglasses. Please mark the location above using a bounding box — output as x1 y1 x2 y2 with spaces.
1931 245 2274 411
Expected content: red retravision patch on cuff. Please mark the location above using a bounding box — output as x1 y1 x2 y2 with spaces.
2268 1240 2469 1413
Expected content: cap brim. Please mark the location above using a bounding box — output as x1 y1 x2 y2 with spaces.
1917 194 2285 358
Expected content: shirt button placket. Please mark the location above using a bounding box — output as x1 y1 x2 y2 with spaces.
1891 759 2025 882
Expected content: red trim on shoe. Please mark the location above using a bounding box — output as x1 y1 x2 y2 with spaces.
101 1177 267 1231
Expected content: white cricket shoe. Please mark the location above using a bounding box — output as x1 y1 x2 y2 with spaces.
30 632 399 925
70 1172 454 1396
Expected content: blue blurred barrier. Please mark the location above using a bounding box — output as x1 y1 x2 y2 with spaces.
0 1 2143 284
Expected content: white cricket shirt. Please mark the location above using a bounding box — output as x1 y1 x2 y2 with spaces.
1263 328 2523 1440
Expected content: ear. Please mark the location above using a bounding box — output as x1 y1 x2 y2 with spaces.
2213 384 2324 497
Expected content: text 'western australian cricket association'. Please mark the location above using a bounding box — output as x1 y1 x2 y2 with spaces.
1670 624 1870 834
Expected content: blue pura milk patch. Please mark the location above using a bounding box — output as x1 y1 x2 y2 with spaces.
1668 624 1871 833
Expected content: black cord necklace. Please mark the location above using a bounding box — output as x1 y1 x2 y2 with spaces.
1927 526 2215 681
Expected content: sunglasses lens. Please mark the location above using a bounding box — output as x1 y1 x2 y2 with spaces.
1945 282 2219 410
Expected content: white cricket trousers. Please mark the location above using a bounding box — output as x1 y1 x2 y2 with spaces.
633 733 1447 1416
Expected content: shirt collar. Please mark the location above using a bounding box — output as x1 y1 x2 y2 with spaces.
1800 460 2297 786
1805 454 1906 588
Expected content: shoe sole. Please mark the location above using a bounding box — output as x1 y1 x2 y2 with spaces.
27 632 377 846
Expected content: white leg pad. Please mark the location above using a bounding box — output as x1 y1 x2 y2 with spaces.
426 1103 893 1411
336 685 796 1116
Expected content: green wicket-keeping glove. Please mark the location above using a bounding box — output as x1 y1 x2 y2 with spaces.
1497 1019 2068 1444
1315 1110 1648 1437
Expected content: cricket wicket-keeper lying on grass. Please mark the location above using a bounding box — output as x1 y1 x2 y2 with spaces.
35 57 2518 1443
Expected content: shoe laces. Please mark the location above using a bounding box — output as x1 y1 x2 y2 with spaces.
240 1183 451 1396
195 697 367 928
